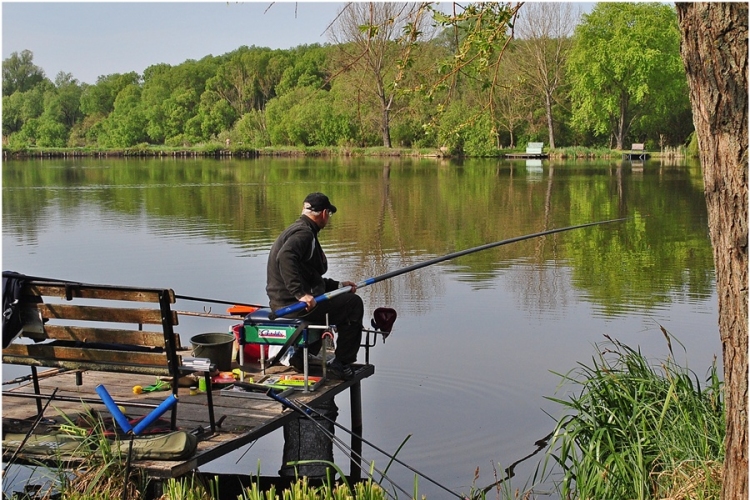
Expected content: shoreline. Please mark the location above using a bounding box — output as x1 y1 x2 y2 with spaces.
2 146 686 160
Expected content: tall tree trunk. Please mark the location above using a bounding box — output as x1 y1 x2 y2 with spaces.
382 107 392 148
677 4 748 500
545 91 555 149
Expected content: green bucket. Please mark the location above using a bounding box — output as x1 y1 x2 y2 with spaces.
190 332 234 372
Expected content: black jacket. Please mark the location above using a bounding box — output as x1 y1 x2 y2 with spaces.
266 216 339 310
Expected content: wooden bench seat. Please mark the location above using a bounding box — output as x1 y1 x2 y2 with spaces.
526 142 544 155
624 143 649 160
2 276 216 432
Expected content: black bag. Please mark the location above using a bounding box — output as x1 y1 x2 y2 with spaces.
3 271 26 348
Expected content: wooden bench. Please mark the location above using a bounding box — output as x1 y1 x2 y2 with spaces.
526 142 544 155
2 277 216 431
624 143 649 160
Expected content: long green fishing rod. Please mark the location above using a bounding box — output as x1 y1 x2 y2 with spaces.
271 217 627 319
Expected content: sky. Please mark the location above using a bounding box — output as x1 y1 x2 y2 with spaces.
2 2 594 87
1 2 348 85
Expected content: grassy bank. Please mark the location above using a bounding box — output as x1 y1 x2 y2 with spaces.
2 144 688 160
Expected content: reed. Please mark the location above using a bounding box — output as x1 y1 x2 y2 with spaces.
544 335 724 499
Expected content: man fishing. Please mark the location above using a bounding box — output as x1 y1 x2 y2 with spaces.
266 192 363 380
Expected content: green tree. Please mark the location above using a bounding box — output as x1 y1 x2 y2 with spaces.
195 90 237 140
207 47 290 118
80 72 140 116
266 86 355 146
140 58 218 144
101 84 147 147
567 3 688 149
2 49 47 96
77 72 140 146
276 44 330 95
49 72 83 129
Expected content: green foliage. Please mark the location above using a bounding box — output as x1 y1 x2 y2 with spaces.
102 84 148 147
238 473 390 500
80 72 140 116
567 3 689 148
435 102 499 156
266 86 356 147
161 474 217 500
231 110 270 148
545 336 724 500
276 44 330 95
2 49 47 96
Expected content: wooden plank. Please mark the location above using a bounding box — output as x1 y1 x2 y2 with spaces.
22 284 175 303
21 325 168 346
37 303 173 325
2 356 172 376
3 344 169 368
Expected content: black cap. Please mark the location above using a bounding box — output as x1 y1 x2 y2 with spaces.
303 192 337 213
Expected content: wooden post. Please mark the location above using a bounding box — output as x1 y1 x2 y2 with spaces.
349 381 363 481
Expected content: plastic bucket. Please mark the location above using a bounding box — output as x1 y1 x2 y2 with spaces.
190 333 234 371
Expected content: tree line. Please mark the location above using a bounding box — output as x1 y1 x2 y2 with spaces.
2 2 692 155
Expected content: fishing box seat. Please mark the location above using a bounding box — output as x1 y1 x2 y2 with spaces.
240 308 328 391
1 276 217 431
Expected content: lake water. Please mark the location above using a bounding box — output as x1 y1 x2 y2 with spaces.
2 156 720 498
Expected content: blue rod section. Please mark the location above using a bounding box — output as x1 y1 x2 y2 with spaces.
132 394 178 435
95 384 132 434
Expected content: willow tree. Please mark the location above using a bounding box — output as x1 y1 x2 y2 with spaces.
567 3 687 149
677 4 748 499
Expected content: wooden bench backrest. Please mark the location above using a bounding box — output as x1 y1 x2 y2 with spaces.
526 142 544 154
2 281 182 377
631 143 646 151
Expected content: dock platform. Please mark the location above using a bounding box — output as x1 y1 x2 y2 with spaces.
2 363 373 480
504 152 549 159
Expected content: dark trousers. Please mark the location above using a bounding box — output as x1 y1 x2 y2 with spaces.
288 292 364 365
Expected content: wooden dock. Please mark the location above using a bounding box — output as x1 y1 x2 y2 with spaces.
504 152 549 159
2 363 373 481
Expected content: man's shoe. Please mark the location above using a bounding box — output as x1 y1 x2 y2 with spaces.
327 360 355 380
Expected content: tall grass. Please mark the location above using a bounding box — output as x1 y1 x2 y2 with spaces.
53 409 148 500
544 335 724 499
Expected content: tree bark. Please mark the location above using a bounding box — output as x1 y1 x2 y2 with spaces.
676 4 748 499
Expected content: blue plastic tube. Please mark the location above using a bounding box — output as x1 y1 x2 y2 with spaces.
95 384 133 434
132 394 178 435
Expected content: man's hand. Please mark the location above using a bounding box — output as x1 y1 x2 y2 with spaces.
341 281 358 293
300 294 316 311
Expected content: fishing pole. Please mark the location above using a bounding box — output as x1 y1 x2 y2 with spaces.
3 367 68 385
292 399 465 499
267 390 419 500
174 294 265 309
271 217 627 319
6 388 59 468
